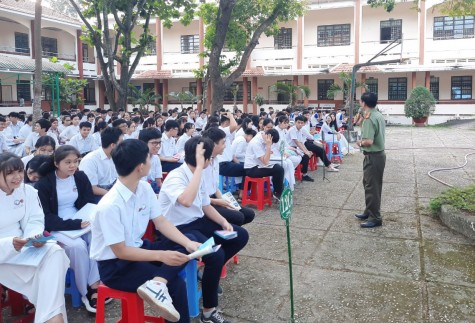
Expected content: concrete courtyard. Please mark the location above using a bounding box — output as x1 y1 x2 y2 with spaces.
4 124 475 323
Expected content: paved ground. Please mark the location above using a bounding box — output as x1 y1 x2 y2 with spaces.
4 125 475 323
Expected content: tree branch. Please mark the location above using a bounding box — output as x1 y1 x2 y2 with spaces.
225 8 281 88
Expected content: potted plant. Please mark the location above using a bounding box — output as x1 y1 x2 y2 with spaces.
404 86 436 126
254 93 265 108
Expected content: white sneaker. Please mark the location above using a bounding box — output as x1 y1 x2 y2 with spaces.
137 281 180 322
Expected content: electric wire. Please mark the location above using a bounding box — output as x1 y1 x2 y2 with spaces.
385 147 475 187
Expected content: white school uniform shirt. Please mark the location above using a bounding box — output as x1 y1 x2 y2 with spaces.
244 133 268 169
91 180 161 261
0 133 8 153
3 123 22 145
21 154 34 167
24 133 59 152
46 128 60 143
158 163 211 226
203 157 220 197
288 126 311 147
216 126 234 163
141 154 162 182
230 136 247 163
195 116 207 130
69 134 99 155
92 132 102 147
0 184 44 263
176 133 191 153
79 148 117 186
159 132 177 157
18 124 32 140
60 125 80 141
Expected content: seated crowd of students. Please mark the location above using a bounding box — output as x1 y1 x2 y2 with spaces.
0 105 350 323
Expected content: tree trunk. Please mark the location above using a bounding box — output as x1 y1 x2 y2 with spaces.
33 0 43 121
211 79 225 113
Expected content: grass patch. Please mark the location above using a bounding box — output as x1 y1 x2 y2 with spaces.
429 185 475 215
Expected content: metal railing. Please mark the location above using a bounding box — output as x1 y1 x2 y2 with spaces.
0 46 30 55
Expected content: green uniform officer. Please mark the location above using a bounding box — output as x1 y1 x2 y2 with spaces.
355 92 386 228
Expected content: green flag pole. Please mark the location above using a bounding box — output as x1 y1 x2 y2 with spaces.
279 140 295 322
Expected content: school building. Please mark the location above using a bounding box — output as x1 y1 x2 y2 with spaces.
0 0 474 124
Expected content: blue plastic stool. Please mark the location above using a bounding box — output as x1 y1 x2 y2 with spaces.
179 260 202 318
65 268 82 308
326 141 342 163
219 176 238 193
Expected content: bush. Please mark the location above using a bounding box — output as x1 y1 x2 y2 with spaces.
429 185 475 214
404 86 436 119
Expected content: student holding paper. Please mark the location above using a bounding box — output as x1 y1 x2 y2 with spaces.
202 127 255 226
35 145 101 313
91 139 201 323
0 152 69 323
159 136 249 323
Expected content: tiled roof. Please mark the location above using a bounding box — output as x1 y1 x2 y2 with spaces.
133 70 173 79
0 54 71 73
330 63 381 73
242 67 265 76
0 0 82 25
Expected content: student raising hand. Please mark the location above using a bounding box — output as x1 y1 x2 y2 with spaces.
264 134 273 147
195 142 206 168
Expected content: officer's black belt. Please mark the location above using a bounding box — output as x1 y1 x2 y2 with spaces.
363 150 384 155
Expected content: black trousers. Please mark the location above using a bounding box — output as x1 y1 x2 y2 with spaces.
162 161 182 172
245 164 285 197
213 205 255 226
219 161 245 177
177 217 248 309
305 141 331 167
363 151 386 221
98 238 193 323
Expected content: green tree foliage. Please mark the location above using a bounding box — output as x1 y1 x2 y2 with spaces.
326 72 367 112
198 0 306 113
67 0 196 111
271 82 310 108
43 61 87 108
128 87 161 115
167 91 197 110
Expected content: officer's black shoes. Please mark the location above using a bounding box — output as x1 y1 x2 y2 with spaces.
360 219 382 228
354 213 369 220
302 175 314 182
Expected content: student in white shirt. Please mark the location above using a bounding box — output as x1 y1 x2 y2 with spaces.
57 114 71 134
244 128 285 199
176 122 195 153
218 113 245 178
35 146 101 313
194 111 207 132
0 116 9 153
79 127 123 201
202 128 255 226
47 118 61 144
18 115 33 141
69 122 99 156
160 120 182 172
231 128 257 163
60 115 80 143
0 152 69 323
24 119 58 156
138 128 163 193
159 136 249 323
91 139 201 322
22 135 56 171
92 121 107 148
290 116 339 175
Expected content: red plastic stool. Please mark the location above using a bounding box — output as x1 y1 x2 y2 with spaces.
0 286 34 323
142 220 155 241
309 155 318 171
294 164 303 181
96 284 165 323
220 255 239 279
241 176 272 210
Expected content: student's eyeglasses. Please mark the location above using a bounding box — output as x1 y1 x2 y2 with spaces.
149 140 161 146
